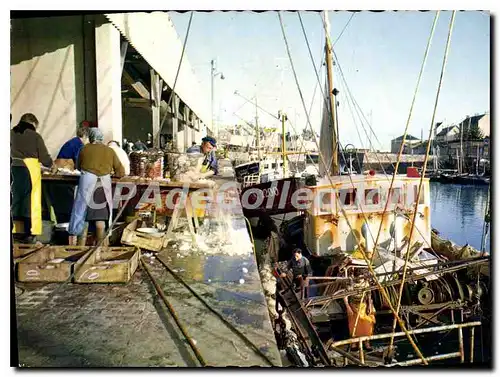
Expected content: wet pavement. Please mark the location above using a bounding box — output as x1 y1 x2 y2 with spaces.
14 231 282 367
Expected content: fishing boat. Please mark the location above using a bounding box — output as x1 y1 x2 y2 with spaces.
233 105 311 219
254 10 491 367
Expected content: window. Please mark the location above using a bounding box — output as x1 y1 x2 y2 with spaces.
271 163 277 169
365 189 380 205
322 191 332 206
413 185 425 204
389 188 403 204
339 188 357 206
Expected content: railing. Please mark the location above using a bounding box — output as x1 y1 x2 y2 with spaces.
242 174 260 188
300 276 351 301
328 321 481 367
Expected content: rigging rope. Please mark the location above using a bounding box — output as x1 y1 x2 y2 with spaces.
299 12 392 249
332 51 396 171
333 12 356 46
279 11 428 365
370 10 441 267
301 11 410 278
388 10 455 353
336 67 390 176
155 11 194 145
301 12 397 277
480 184 490 254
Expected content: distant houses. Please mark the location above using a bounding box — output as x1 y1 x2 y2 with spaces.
390 134 421 154
389 112 490 174
435 125 459 143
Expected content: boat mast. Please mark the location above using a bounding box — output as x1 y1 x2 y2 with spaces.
277 61 288 177
323 10 339 176
433 123 438 172
459 119 464 174
255 96 262 161
279 111 288 177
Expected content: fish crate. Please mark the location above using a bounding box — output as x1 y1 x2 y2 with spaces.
17 246 92 283
121 219 170 252
73 246 140 284
13 244 46 260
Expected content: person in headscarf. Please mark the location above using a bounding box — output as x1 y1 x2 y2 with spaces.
186 136 218 175
55 122 90 170
68 127 125 246
11 113 54 243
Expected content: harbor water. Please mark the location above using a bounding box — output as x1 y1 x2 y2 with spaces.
430 182 490 253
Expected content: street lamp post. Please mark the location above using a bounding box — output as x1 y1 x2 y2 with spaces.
211 59 225 139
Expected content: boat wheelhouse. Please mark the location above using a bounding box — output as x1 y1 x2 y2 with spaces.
304 173 431 258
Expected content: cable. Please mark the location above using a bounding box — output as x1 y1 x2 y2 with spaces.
480 184 490 254
313 12 438 262
298 12 395 278
332 52 397 172
279 11 428 364
155 11 194 145
337 69 390 176
388 10 456 353
297 12 329 117
234 91 280 121
155 252 276 366
358 10 441 269
302 11 393 176
333 12 355 46
140 257 207 366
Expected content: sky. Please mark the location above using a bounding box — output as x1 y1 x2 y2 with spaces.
169 11 490 151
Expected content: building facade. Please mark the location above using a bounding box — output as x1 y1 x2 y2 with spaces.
11 12 210 158
390 134 421 154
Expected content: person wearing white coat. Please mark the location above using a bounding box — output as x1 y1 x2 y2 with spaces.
108 140 130 176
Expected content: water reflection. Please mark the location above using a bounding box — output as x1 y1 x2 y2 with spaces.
430 182 490 252
164 251 256 283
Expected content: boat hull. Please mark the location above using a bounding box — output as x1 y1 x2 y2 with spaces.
239 177 301 218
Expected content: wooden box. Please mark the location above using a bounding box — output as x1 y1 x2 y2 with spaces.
121 219 170 252
17 246 92 282
13 244 45 260
74 246 140 284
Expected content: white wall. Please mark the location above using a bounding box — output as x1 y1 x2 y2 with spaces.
95 22 123 144
10 16 86 158
445 127 459 142
478 113 490 137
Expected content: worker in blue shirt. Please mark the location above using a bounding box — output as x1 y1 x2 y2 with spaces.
56 124 89 168
187 136 218 175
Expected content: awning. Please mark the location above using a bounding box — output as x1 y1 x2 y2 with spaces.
105 12 210 126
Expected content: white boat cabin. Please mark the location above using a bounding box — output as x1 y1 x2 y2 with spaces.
235 157 287 187
303 173 431 257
